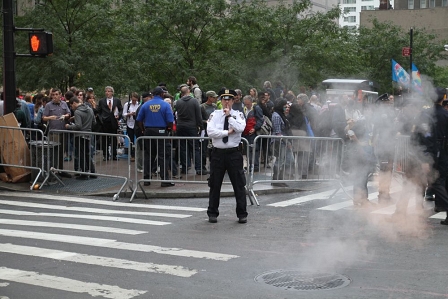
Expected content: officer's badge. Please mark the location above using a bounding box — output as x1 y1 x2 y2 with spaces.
208 114 214 122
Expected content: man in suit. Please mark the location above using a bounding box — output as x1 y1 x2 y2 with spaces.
96 86 123 161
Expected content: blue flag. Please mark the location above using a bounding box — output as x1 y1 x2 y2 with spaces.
391 59 410 88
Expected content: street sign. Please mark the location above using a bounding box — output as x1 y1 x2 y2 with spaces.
402 47 411 57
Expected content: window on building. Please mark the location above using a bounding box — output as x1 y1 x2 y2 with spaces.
344 16 357 22
420 0 427 8
442 0 447 6
408 0 414 7
361 5 375 9
343 0 356 4
429 0 435 6
344 6 357 12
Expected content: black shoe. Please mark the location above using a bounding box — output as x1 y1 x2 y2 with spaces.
74 173 80 177
76 175 89 180
208 216 217 223
161 182 175 187
238 217 247 224
144 182 151 186
90 175 98 179
435 207 445 213
112 157 118 161
59 172 72 178
441 219 448 225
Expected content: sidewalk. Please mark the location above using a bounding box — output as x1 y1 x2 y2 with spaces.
0 154 330 200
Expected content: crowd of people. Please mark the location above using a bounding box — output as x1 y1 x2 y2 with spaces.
1 78 448 224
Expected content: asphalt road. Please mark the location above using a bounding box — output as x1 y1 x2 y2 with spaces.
0 180 447 299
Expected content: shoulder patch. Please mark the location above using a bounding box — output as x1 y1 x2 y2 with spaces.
238 112 244 119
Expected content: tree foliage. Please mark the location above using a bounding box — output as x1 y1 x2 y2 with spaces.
4 0 447 96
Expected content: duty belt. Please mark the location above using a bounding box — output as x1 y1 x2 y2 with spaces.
213 147 239 154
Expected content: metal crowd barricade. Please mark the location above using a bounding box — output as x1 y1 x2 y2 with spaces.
0 126 45 189
247 135 348 202
44 129 132 200
393 134 411 175
130 136 256 204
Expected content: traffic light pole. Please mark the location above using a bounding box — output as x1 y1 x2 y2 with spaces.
3 0 17 115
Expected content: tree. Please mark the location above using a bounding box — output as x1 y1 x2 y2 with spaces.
357 19 445 94
14 0 116 91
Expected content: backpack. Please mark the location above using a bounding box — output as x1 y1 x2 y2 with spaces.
256 115 272 136
193 87 207 104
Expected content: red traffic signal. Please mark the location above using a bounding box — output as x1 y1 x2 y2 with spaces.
29 32 53 55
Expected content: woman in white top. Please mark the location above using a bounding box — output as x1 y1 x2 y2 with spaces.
122 92 140 161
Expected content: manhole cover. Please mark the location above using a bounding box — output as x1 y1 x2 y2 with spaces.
255 270 350 291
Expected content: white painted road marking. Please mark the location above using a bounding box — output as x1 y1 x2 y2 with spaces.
0 192 206 212
0 200 190 218
0 267 146 299
0 209 171 226
429 212 446 220
0 229 239 261
0 243 197 277
0 219 146 235
268 188 350 207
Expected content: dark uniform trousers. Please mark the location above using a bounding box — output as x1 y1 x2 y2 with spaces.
433 146 448 211
144 127 170 180
207 147 248 218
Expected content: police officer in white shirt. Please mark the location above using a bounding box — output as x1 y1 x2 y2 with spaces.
206 88 248 224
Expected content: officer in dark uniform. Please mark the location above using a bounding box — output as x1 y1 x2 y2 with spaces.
136 87 175 187
372 94 401 203
206 88 248 223
426 87 448 224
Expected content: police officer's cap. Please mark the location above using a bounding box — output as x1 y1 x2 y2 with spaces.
152 86 166 96
218 88 237 100
375 93 390 104
142 91 152 98
434 87 447 103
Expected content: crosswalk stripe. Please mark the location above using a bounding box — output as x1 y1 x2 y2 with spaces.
429 212 446 219
0 209 171 226
318 187 402 211
0 243 197 278
0 192 206 212
0 267 146 299
0 219 146 235
267 188 350 207
0 229 239 261
318 200 353 211
0 200 190 218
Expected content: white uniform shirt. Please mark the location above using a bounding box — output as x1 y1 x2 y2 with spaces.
207 109 246 148
123 101 140 129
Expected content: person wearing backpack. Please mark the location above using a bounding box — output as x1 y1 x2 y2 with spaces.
187 76 205 104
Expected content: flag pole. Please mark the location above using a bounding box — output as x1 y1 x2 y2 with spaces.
409 27 413 96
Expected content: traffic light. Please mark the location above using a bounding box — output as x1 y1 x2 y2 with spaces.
28 32 53 56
